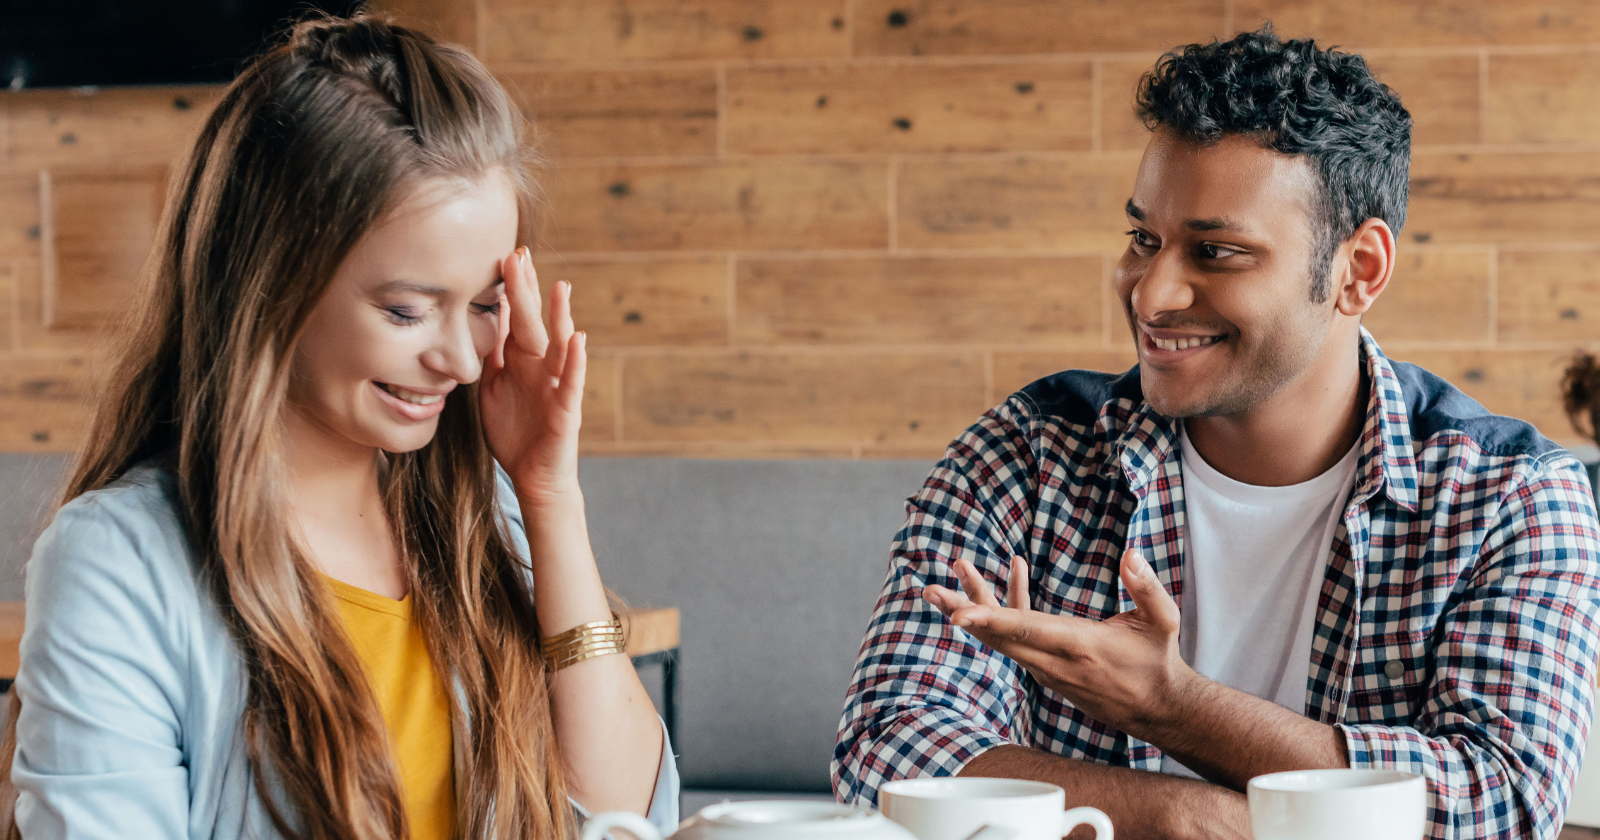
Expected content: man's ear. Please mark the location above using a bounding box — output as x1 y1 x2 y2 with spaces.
1333 218 1396 317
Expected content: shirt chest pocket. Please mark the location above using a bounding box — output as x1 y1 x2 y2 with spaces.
1342 625 1433 723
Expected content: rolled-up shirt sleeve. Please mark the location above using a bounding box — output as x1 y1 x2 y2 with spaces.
1340 453 1600 840
832 399 1041 807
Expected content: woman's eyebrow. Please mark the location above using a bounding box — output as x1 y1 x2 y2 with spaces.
372 278 504 296
373 279 449 296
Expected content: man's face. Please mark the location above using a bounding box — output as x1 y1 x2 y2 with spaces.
1115 131 1338 419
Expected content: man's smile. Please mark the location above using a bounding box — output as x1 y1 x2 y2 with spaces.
1140 325 1227 359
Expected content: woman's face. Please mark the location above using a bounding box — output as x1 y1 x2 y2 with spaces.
288 171 518 456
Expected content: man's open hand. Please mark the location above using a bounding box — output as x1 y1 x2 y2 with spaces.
922 550 1203 736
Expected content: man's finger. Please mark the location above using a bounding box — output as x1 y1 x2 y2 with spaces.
1121 550 1180 632
928 582 972 608
1007 556 1031 612
948 603 1088 654
923 584 975 614
953 559 1001 608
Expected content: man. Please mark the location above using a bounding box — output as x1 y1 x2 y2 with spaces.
833 28 1600 840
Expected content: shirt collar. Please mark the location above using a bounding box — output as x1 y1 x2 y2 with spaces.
1105 328 1419 512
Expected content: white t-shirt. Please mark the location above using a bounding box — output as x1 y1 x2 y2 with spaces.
1159 422 1359 779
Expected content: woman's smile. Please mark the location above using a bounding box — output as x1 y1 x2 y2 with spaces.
372 379 451 421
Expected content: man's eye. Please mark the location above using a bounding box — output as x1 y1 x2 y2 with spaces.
1125 230 1156 248
1199 243 1240 259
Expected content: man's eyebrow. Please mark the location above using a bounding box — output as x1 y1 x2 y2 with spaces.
1124 202 1247 233
1185 217 1243 232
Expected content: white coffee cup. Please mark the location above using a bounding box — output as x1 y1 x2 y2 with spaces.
580 800 922 840
879 777 1113 840
1248 769 1425 840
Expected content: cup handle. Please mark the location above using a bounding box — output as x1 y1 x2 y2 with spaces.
1058 807 1113 840
580 811 664 840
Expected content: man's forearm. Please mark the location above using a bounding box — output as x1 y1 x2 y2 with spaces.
959 745 1250 840
1135 675 1349 790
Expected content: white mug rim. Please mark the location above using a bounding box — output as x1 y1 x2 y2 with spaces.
880 777 1064 801
1248 769 1423 794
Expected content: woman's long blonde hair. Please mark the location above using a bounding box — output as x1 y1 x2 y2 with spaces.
2 15 571 840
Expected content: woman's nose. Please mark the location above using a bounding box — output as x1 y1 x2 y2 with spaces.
422 314 484 384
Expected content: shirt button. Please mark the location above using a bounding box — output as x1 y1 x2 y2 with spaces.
1383 661 1405 680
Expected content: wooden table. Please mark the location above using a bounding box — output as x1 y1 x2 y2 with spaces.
0 603 680 751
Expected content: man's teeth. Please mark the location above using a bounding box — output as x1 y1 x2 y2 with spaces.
380 383 443 405
1152 335 1222 352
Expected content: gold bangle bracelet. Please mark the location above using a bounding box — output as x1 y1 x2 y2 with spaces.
541 613 627 672
547 641 626 672
550 637 624 660
540 614 623 653
541 628 624 657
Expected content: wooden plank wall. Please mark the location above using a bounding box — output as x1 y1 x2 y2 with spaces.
5 0 1600 459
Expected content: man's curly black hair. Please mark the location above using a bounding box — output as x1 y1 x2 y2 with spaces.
1136 26 1412 302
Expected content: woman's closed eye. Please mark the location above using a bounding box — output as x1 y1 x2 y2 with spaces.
381 300 499 324
383 305 425 326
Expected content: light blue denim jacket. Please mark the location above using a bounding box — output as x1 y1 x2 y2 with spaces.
12 462 679 839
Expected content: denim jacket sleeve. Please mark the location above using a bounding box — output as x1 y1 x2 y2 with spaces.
12 491 192 839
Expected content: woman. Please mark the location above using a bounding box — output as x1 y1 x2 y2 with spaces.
1 14 674 840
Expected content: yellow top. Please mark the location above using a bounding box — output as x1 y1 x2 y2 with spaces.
326 576 456 840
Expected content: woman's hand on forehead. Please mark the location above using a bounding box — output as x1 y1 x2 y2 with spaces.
477 246 588 505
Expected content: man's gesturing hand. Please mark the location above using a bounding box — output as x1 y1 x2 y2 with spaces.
922 550 1203 737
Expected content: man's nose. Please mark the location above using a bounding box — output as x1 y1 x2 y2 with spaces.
1130 248 1195 323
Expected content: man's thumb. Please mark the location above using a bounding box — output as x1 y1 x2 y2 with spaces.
1121 550 1179 631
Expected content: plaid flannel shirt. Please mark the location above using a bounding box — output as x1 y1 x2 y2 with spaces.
834 331 1600 839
